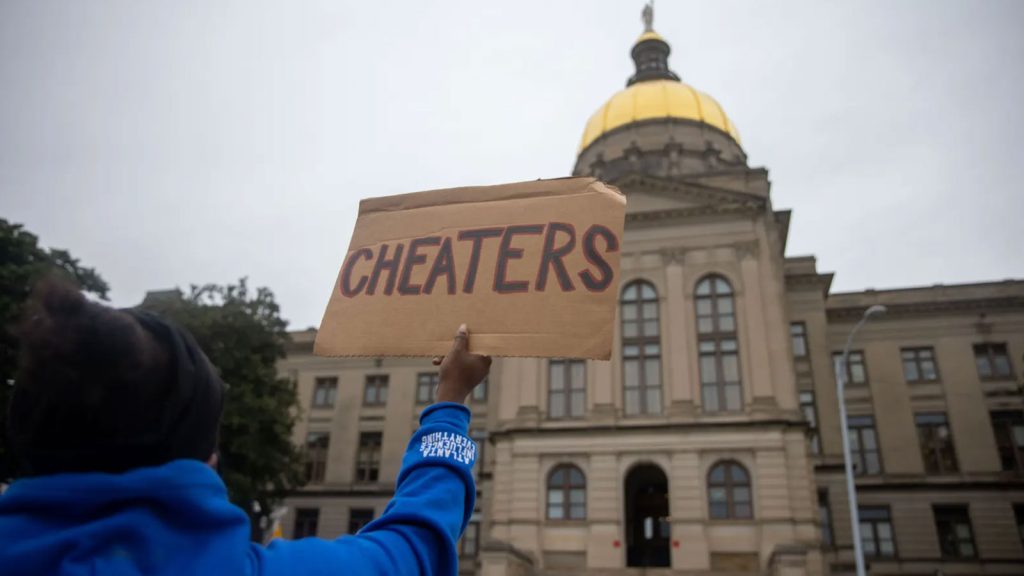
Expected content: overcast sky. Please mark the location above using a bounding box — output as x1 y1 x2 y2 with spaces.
2 1 1022 329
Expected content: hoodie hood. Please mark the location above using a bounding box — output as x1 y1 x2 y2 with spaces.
0 459 253 576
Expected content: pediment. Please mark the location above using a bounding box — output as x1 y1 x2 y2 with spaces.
613 173 768 217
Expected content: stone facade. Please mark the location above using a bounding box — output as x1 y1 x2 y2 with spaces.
275 16 1024 576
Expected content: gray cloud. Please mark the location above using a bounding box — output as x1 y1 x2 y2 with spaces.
2 0 1022 328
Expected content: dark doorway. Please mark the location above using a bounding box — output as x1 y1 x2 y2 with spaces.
625 464 671 567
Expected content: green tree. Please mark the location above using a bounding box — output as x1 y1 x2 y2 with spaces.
141 279 306 540
0 218 109 478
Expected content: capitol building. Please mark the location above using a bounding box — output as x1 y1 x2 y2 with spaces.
278 9 1024 576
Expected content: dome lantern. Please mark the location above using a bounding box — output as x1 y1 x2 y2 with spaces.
628 3 680 86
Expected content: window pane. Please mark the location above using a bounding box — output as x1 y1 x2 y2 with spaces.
569 468 584 485
865 453 881 474
548 504 564 519
851 363 866 384
722 354 740 382
378 383 388 403
642 302 658 320
709 465 725 483
879 540 894 556
550 470 565 486
730 465 749 483
709 487 727 502
725 384 742 411
550 363 565 390
623 345 639 358
698 318 714 333
623 322 638 338
624 360 640 389
719 315 735 332
570 504 586 520
550 393 565 418
921 360 937 381
715 278 731 294
644 343 661 356
721 339 738 352
994 356 1011 377
570 488 585 504
976 356 993 378
734 504 751 518
862 428 877 450
703 385 719 412
718 297 733 314
700 356 718 384
622 285 637 301
904 360 920 381
733 487 751 503
570 362 585 389
710 503 729 519
641 284 656 299
643 320 659 337
696 280 711 295
645 388 661 413
625 389 641 415
644 359 661 387
876 523 892 539
570 391 585 417
696 299 712 315
622 304 637 320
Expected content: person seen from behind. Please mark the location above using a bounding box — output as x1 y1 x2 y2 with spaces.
0 278 491 575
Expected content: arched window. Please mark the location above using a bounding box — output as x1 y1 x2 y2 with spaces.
708 461 752 519
695 275 741 412
621 281 662 415
547 465 586 520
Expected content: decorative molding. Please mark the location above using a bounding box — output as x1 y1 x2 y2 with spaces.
658 247 689 264
826 296 1024 321
734 241 760 260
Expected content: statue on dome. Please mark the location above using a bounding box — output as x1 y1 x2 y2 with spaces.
642 2 654 32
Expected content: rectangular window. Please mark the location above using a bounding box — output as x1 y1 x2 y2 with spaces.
799 391 820 454
624 343 662 415
700 339 742 413
790 322 808 358
293 508 319 538
991 411 1024 472
818 490 833 546
356 432 382 482
848 415 882 475
460 521 480 557
363 374 389 406
975 343 1013 380
915 413 958 473
1015 504 1024 551
472 377 488 402
470 429 485 479
833 351 868 385
549 359 586 419
416 372 438 405
347 508 374 534
859 506 896 557
305 431 329 484
901 347 939 382
934 505 976 558
312 377 338 408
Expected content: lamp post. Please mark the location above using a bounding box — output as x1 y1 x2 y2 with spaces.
836 304 887 576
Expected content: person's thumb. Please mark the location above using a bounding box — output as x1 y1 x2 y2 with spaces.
452 323 469 353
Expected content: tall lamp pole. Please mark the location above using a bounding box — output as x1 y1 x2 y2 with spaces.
836 304 887 576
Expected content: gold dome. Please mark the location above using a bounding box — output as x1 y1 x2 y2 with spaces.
579 79 741 153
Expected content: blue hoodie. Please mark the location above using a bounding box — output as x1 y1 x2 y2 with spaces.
0 402 476 576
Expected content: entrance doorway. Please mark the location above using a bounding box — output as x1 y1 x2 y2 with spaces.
625 464 670 567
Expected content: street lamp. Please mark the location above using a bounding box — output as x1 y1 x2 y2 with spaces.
836 304 886 576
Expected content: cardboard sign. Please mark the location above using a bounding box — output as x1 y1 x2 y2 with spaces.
314 177 626 359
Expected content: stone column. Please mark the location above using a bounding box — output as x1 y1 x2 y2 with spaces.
738 243 776 408
665 256 695 417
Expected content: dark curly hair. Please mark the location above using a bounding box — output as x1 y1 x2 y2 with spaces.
8 276 223 476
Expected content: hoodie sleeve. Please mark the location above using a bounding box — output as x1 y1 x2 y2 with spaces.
253 402 476 576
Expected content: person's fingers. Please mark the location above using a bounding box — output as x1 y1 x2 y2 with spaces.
452 323 469 353
432 356 443 366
